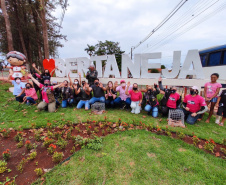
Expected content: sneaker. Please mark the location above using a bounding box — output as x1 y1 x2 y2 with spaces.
215 119 220 124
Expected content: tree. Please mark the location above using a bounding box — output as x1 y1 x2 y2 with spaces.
161 65 166 69
1 0 14 51
85 40 125 71
85 44 95 57
0 0 67 67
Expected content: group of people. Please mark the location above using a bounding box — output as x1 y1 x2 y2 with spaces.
9 63 225 127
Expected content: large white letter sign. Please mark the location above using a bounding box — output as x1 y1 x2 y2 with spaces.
162 51 181 78
104 55 120 78
55 58 66 77
141 53 161 78
77 57 90 77
90 55 107 78
65 58 78 77
121 54 141 78
178 50 204 79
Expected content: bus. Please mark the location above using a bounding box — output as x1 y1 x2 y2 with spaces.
199 44 226 85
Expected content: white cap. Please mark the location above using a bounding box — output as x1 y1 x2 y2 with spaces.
89 64 95 68
191 86 199 91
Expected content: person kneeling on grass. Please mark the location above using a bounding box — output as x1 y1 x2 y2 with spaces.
76 82 92 110
126 82 142 114
142 85 160 117
23 83 38 105
28 74 63 112
182 86 208 125
60 80 74 108
215 89 226 126
89 78 106 105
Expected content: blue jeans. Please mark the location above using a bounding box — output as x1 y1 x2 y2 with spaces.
144 104 158 117
77 100 90 109
183 109 200 125
89 97 105 105
114 97 131 109
105 99 115 108
25 97 36 105
62 99 74 108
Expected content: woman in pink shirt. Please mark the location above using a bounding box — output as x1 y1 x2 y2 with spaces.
126 82 142 114
23 83 38 105
203 73 222 123
114 80 132 110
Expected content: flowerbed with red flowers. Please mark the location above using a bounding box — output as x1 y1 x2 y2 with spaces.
0 120 225 185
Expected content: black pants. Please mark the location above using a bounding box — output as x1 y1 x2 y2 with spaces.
15 93 26 103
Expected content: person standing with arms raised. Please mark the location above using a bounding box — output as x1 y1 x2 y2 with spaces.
86 64 98 86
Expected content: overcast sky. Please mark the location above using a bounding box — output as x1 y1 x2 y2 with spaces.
53 0 226 67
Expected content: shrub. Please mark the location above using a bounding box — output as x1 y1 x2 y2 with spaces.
220 148 226 155
176 131 185 140
56 138 68 149
166 131 172 137
52 152 63 163
0 160 7 174
14 132 23 142
70 146 76 154
43 137 54 148
74 135 85 146
192 135 200 146
28 151 37 160
25 140 33 151
86 136 103 151
34 168 43 176
16 158 27 173
156 126 162 135
204 139 216 153
223 138 226 146
47 144 57 154
2 149 11 161
1 129 10 138
17 140 24 148
54 131 62 139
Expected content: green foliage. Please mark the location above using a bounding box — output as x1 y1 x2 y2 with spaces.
176 131 185 140
86 136 103 151
0 160 7 174
56 138 68 149
34 168 43 177
16 140 23 148
52 152 63 163
14 132 23 142
28 151 37 161
16 158 27 173
151 69 159 73
85 40 125 71
74 135 86 147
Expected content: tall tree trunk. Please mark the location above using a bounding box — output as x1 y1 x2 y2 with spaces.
28 0 43 68
40 0 49 59
1 0 14 51
13 0 28 57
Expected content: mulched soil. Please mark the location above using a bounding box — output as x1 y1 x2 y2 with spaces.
0 122 225 185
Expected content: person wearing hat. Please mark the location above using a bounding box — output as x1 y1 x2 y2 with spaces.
86 64 98 86
182 86 208 125
114 80 132 110
28 74 63 112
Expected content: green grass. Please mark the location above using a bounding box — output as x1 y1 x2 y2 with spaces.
33 130 226 185
0 81 225 143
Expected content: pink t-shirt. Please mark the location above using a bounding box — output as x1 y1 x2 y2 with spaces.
204 82 222 98
128 90 142 101
116 85 132 101
25 88 38 100
39 84 54 103
166 93 180 109
184 94 206 113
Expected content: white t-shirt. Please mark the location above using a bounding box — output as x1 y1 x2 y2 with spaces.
12 80 25 96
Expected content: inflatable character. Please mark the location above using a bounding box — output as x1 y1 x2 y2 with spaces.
7 51 27 81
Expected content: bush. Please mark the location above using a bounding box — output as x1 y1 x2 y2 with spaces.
28 151 37 160
86 136 103 151
34 168 43 176
52 152 64 163
0 160 7 174
2 149 11 161
25 140 33 151
43 137 54 148
14 132 23 142
56 138 68 149
47 144 57 154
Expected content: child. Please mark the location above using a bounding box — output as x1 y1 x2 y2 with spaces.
204 73 222 123
23 83 38 105
126 82 142 114
215 89 226 126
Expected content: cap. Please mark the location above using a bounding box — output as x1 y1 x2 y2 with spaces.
89 64 95 68
120 80 126 84
191 86 199 91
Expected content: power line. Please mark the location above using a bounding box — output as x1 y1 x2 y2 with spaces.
141 0 224 53
130 0 188 55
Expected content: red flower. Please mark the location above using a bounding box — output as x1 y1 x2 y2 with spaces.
210 139 215 144
88 126 92 129
206 141 209 144
25 140 31 144
2 129 6 132
193 136 196 138
49 144 56 149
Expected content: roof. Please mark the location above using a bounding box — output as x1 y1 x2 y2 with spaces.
199 44 226 54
